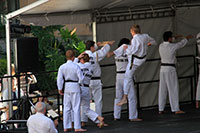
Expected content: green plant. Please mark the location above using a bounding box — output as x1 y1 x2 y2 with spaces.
0 58 7 77
59 28 85 55
31 25 86 91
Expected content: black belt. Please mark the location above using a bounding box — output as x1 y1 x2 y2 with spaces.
91 77 101 80
64 80 78 83
130 54 146 69
132 54 146 59
115 59 128 62
161 63 176 68
117 71 126 73
80 84 89 87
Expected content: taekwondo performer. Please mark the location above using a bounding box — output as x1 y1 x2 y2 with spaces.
75 53 105 128
158 31 193 114
107 38 140 120
117 25 156 116
84 40 114 117
57 50 86 132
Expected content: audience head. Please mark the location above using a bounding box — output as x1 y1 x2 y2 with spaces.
118 38 130 48
85 40 96 52
35 102 46 114
65 50 75 61
163 31 173 42
130 24 141 36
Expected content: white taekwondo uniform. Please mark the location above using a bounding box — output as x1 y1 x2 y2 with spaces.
85 44 110 116
196 32 200 101
113 44 138 119
57 60 84 130
159 38 188 112
123 34 156 96
77 62 100 123
27 112 58 133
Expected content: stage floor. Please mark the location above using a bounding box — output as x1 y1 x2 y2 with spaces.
58 103 200 133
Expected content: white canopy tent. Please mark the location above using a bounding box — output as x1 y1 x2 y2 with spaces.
5 0 200 116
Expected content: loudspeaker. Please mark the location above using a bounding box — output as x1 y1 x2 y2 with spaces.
13 37 39 73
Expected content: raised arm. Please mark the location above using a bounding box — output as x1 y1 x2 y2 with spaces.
96 44 111 61
146 34 157 46
173 35 193 50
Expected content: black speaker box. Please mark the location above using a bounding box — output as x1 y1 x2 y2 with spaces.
14 37 39 73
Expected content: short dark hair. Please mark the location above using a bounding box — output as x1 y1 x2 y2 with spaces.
80 53 90 62
163 31 173 41
65 50 75 60
118 38 130 47
85 40 95 50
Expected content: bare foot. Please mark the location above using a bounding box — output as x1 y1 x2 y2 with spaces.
75 128 87 132
97 116 104 128
117 95 128 106
158 111 165 114
64 128 73 132
81 122 86 127
99 121 104 128
114 118 120 121
98 116 104 122
130 118 143 122
97 123 108 128
175 110 185 114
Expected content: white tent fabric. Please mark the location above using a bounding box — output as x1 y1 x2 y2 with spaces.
6 0 200 113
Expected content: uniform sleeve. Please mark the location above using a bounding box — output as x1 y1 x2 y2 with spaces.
49 120 58 133
147 34 157 45
126 37 140 55
113 44 126 57
96 44 110 61
77 66 84 84
173 38 188 50
73 58 79 63
57 66 64 91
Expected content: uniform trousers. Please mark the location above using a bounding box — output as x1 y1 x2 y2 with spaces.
159 68 180 112
89 80 102 116
63 92 81 129
196 65 200 101
123 63 139 95
114 74 138 119
81 87 99 122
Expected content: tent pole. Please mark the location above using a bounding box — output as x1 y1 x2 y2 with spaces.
92 21 97 42
5 18 13 122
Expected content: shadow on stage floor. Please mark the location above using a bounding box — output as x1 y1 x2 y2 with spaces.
58 103 200 133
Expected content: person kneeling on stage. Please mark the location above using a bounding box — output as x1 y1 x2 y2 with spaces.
27 102 58 133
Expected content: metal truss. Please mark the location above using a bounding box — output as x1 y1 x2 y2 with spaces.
94 9 175 23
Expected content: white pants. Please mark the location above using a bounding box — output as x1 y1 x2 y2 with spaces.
159 69 180 112
196 65 200 101
123 63 139 95
81 87 99 122
89 80 102 116
114 74 138 119
63 92 81 129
